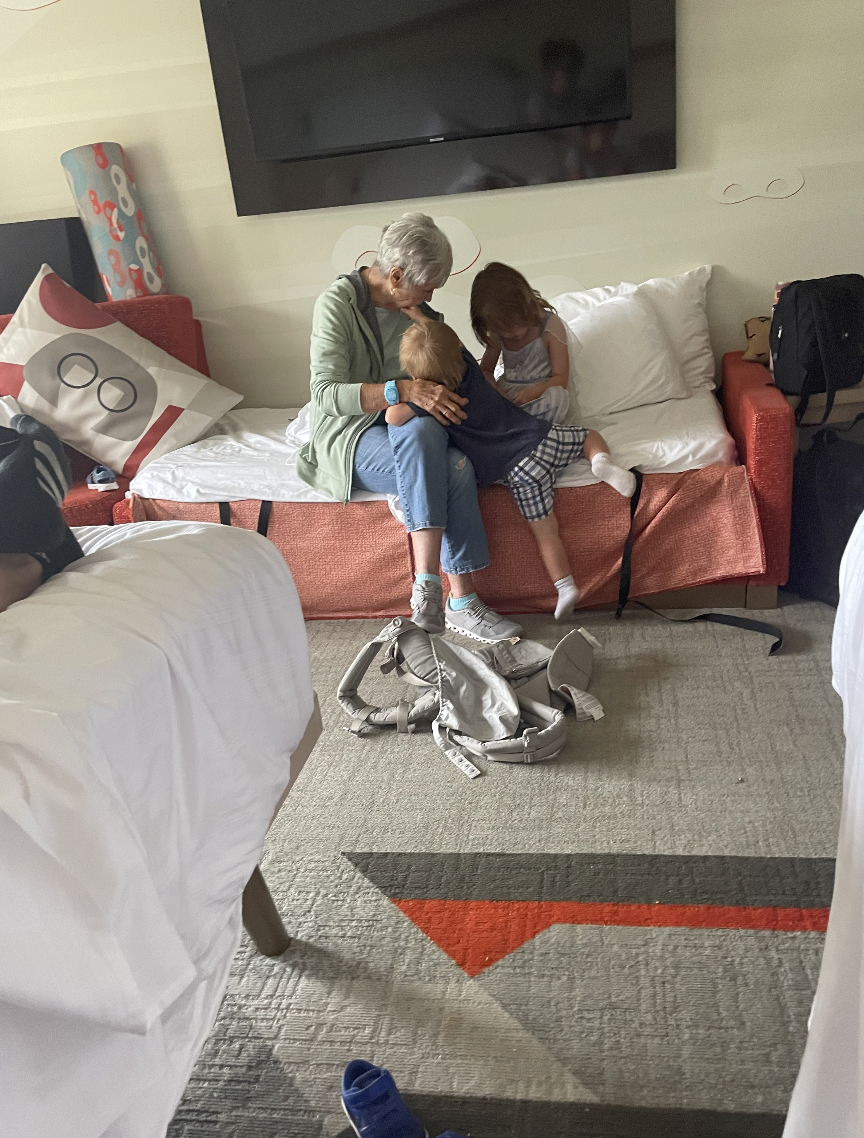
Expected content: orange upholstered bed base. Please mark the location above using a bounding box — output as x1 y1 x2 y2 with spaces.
130 463 764 620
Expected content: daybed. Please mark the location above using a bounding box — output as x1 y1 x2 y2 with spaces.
26 293 792 617
0 520 318 1138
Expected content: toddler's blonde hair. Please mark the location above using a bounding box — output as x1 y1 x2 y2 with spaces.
399 320 464 390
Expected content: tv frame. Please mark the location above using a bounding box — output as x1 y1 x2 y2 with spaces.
199 0 675 216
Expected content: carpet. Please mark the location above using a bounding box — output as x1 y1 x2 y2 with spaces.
168 599 844 1138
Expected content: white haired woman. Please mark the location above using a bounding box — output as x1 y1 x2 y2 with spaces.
298 213 521 641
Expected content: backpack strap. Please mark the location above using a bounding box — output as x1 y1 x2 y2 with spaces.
810 288 843 425
792 286 816 425
218 501 231 525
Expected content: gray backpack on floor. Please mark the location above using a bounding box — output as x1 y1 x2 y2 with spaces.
337 618 603 779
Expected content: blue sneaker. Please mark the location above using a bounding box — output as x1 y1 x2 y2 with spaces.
86 464 119 492
341 1060 427 1138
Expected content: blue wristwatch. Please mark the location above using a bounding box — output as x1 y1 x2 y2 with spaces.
384 379 400 406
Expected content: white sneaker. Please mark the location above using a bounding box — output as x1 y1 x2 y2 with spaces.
445 598 523 642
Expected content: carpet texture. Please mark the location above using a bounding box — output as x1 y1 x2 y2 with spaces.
168 599 844 1138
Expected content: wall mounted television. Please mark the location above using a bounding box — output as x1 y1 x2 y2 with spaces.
200 0 675 215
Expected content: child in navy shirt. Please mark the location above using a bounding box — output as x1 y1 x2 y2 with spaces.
386 318 635 620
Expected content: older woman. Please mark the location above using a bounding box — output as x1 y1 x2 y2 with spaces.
297 213 520 641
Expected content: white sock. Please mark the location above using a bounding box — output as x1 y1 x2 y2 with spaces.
591 452 636 497
554 574 580 621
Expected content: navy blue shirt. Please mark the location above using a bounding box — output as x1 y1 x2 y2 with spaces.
409 350 550 487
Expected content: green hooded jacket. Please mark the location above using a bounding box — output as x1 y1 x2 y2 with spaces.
297 273 440 504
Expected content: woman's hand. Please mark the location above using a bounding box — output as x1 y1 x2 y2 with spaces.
399 378 468 425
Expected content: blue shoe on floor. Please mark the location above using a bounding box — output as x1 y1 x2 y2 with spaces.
341 1060 427 1138
86 464 119 492
434 1132 467 1137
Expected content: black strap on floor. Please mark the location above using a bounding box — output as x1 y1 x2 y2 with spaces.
634 601 784 656
218 499 272 537
614 469 783 655
615 470 643 619
257 500 272 537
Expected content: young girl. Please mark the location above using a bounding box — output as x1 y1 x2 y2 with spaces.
470 262 574 424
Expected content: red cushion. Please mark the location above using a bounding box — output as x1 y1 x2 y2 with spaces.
1 295 205 372
61 479 130 527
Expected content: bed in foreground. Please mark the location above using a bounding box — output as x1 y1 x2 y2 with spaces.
0 521 316 1138
783 510 864 1137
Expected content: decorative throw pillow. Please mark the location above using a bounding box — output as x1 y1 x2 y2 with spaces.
565 293 689 419
0 265 241 477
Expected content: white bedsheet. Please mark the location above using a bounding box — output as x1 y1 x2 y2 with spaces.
0 521 314 1138
129 394 736 504
783 512 864 1137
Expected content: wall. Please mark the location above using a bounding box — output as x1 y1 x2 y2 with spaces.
1 0 863 406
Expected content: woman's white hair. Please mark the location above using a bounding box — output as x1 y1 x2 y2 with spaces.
375 212 453 288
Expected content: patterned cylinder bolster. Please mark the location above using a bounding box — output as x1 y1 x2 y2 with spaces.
60 142 166 302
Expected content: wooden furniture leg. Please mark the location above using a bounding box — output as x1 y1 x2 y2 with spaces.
745 583 779 609
242 865 291 956
242 695 323 956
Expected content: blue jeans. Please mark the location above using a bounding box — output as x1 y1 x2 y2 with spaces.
352 417 490 576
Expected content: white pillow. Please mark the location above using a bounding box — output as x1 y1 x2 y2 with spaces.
550 267 715 394
551 281 634 324
634 266 715 391
566 293 690 419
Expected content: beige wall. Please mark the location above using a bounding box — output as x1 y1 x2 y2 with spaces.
1 0 863 406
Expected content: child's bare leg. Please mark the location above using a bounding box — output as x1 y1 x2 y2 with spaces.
583 429 636 496
582 430 607 463
529 512 580 620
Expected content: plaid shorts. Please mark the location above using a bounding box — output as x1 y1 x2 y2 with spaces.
504 424 589 522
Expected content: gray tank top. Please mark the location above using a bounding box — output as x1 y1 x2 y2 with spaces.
501 312 553 388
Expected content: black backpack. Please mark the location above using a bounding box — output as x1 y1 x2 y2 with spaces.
788 423 864 606
770 274 864 424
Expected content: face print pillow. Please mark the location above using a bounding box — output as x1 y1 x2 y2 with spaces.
0 265 241 477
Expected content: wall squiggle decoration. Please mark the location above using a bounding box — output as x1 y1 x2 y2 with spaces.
709 163 804 204
332 217 482 278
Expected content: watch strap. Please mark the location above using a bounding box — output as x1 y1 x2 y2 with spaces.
384 379 400 406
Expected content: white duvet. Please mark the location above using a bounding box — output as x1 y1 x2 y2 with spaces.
0 521 314 1138
129 394 736 504
783 512 864 1137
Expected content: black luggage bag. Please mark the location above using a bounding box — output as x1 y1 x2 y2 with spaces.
770 275 864 424
788 424 864 605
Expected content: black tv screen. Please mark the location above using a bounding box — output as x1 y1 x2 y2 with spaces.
226 0 631 164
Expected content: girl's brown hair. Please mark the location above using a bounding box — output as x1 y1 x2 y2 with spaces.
470 262 555 349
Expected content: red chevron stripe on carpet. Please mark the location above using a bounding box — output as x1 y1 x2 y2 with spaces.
394 899 831 976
